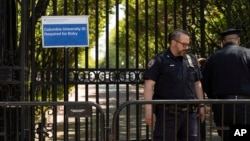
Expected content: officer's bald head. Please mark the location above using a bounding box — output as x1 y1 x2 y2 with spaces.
220 28 241 45
223 34 240 43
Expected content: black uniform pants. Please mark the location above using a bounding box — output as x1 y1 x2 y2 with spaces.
153 108 198 141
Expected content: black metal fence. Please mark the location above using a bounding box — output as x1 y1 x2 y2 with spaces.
1 0 250 141
0 101 105 141
110 99 250 141
0 100 250 141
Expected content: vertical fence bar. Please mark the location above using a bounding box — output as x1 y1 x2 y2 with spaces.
21 0 30 140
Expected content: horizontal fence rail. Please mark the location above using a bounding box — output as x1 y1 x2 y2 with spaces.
1 100 250 141
110 99 250 141
0 101 105 141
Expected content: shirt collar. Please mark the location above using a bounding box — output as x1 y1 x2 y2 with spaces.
223 42 238 47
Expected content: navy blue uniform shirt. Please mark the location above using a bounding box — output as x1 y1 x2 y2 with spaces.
202 42 250 98
144 49 202 99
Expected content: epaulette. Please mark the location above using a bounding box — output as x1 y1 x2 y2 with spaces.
154 49 168 65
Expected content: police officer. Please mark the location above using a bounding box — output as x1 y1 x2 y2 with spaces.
144 29 205 141
202 28 250 141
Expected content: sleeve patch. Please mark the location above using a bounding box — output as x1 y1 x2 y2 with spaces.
147 59 156 68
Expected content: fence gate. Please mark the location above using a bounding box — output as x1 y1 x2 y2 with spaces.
1 0 248 140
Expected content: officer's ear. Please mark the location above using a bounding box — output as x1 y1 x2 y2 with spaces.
237 37 241 44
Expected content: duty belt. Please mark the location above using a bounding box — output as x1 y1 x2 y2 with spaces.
216 95 250 99
158 105 197 115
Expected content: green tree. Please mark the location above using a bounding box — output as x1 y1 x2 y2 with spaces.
108 0 250 67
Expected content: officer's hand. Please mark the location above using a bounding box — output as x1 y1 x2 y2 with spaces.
145 104 155 126
198 106 206 123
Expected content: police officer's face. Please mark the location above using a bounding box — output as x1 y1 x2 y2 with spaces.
172 34 190 56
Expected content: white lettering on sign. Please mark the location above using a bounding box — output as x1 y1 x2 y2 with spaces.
63 27 81 31
234 129 247 136
67 32 78 36
44 27 83 36
70 109 85 113
44 27 62 31
44 32 62 36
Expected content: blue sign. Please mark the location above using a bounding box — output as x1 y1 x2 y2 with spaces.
42 16 89 48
